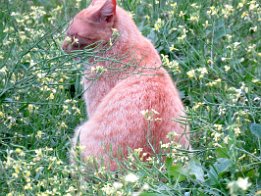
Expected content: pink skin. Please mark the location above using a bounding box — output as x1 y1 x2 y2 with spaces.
63 0 190 170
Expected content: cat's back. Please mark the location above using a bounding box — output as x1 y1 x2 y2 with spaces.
89 67 189 150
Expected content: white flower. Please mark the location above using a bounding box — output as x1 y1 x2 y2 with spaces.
113 182 123 190
124 173 139 183
236 177 251 191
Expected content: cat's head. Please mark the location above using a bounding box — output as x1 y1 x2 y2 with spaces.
62 0 117 53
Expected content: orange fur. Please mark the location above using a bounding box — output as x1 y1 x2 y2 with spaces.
63 0 190 170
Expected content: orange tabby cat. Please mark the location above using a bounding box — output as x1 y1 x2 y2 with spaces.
62 0 190 170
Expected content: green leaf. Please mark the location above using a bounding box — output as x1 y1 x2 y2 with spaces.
250 123 261 138
207 158 232 185
165 157 173 170
215 147 229 158
167 163 187 182
187 160 205 182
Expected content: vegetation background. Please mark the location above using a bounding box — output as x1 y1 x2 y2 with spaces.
0 0 260 195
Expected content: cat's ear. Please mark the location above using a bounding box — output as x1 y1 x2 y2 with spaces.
93 0 117 23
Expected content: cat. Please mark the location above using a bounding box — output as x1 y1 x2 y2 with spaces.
62 0 190 170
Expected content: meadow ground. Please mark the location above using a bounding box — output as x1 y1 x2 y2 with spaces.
0 0 260 195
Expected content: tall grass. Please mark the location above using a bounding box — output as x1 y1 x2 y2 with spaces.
0 0 260 195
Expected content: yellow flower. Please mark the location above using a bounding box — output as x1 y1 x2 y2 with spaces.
154 18 164 32
169 44 179 52
15 148 25 156
191 3 199 8
207 6 218 16
36 131 43 139
223 135 230 144
234 127 241 136
24 183 33 190
179 11 185 17
189 15 199 23
28 104 34 113
198 67 208 79
48 93 55 100
203 20 209 28
222 4 234 18
187 69 196 78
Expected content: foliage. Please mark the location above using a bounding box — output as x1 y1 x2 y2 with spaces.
0 0 260 195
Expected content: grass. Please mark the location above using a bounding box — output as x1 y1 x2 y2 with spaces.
0 0 260 195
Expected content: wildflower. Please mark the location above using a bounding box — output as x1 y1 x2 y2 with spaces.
112 28 119 37
241 11 249 19
125 173 139 183
192 102 204 110
36 131 43 139
24 183 33 190
222 4 234 18
237 2 244 8
35 149 43 157
142 184 150 190
101 184 114 195
154 18 164 32
223 135 230 144
234 127 241 136
66 186 77 193
177 27 187 41
12 172 19 178
64 36 72 44
189 14 199 23
141 109 160 121
27 104 34 113
170 3 177 8
161 142 171 148
198 67 208 79
207 6 218 16
72 106 81 115
191 3 199 8
227 177 251 194
218 106 226 116
76 0 82 8
134 148 143 154
203 20 209 28
59 121 68 129
249 1 258 11
249 26 257 32
0 66 7 74
91 66 107 74
48 92 55 100
169 44 179 52
212 132 222 142
214 124 222 131
167 131 178 140
206 78 221 87
15 148 25 156
187 69 196 78
224 65 231 72
113 182 123 190
179 11 185 18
